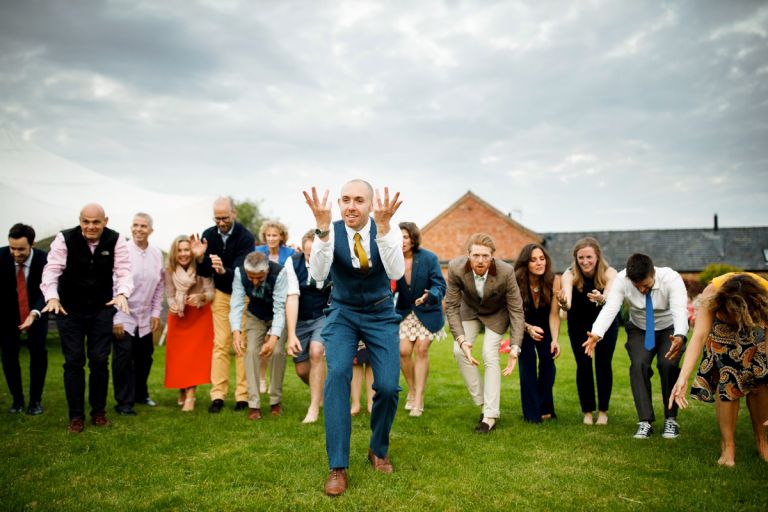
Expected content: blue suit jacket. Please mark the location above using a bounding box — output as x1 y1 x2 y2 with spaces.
254 244 295 266
395 248 446 333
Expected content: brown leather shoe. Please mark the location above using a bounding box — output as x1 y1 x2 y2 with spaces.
270 403 282 416
368 449 394 474
91 413 111 427
67 417 85 433
324 468 347 497
248 408 262 421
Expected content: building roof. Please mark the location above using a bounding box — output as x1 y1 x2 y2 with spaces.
541 227 768 273
421 190 542 242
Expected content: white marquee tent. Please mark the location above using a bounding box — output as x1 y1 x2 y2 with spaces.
0 127 216 250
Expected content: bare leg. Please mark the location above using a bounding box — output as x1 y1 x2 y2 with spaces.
350 364 363 416
182 386 197 412
295 361 310 385
715 396 739 467
303 342 325 424
400 337 415 409
365 364 374 413
746 384 768 462
411 337 431 414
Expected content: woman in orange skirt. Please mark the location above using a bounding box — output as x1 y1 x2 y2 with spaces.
164 235 215 412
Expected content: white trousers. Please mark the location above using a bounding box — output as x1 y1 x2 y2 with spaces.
453 319 504 419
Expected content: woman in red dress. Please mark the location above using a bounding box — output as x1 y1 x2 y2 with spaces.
164 235 215 412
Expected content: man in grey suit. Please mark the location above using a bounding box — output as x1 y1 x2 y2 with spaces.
445 232 525 433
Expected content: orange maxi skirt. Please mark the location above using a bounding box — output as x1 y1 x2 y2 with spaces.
164 303 214 389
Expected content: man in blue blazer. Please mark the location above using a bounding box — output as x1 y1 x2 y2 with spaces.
304 180 404 497
0 223 48 415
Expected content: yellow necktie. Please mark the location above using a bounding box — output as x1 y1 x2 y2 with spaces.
353 233 369 270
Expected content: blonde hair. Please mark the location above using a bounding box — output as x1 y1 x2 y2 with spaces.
466 233 496 254
570 237 610 293
259 219 289 245
167 235 196 273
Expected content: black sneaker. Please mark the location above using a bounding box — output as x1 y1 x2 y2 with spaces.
208 399 225 413
115 406 137 416
26 402 44 416
234 401 248 411
9 402 24 414
662 418 680 439
633 421 653 439
141 397 158 407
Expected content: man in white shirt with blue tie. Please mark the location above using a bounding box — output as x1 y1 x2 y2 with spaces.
584 253 689 440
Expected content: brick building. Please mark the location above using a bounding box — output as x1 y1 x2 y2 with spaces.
420 191 541 263
420 192 768 290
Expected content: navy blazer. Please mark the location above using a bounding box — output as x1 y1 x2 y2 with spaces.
0 246 48 330
395 248 446 333
197 222 255 295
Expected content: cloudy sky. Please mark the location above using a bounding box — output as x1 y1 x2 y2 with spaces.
1 0 767 240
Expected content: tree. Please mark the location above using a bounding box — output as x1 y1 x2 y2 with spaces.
235 198 265 238
698 263 743 286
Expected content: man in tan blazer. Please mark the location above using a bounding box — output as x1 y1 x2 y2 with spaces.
445 233 525 433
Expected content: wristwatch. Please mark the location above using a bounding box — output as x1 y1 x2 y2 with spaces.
314 228 330 238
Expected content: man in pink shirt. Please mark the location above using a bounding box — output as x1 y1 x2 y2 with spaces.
41 203 133 433
112 213 164 415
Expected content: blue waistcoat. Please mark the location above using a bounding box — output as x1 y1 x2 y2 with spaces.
329 220 392 310
292 253 332 321
239 261 282 321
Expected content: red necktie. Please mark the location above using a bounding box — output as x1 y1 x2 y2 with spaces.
17 264 30 322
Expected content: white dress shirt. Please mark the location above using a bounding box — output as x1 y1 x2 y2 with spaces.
473 270 488 299
591 266 688 338
309 218 405 282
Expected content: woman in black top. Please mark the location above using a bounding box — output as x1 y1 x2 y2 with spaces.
508 243 561 423
557 237 618 425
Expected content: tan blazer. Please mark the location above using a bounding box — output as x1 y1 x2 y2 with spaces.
445 256 524 347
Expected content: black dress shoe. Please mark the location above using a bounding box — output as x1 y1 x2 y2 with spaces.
208 399 225 413
26 402 43 416
115 406 138 416
475 420 496 434
234 401 248 411
9 402 24 414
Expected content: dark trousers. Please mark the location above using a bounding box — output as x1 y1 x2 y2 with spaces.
321 303 401 469
518 334 556 423
625 322 681 423
569 319 618 413
1 320 48 406
112 330 154 409
58 309 115 420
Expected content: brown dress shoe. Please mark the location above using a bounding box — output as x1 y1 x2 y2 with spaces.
324 468 347 497
270 403 282 416
67 417 85 433
248 408 262 421
92 413 111 427
367 449 394 474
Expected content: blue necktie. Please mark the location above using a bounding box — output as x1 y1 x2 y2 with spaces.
644 292 655 351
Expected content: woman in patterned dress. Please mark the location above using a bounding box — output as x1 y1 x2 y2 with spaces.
670 272 768 466
395 222 447 417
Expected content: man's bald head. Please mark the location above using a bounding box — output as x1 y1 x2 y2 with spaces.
341 179 373 201
212 196 236 233
79 202 108 242
80 203 106 219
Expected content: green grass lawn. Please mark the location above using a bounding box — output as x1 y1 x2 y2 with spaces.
1 325 767 511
